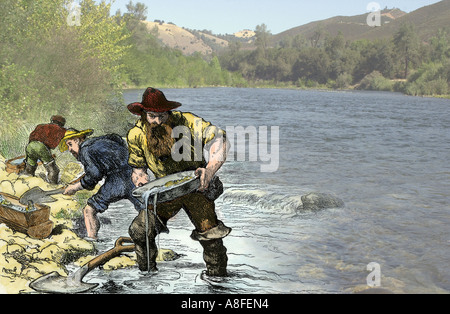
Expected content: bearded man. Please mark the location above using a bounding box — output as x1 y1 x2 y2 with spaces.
127 87 231 277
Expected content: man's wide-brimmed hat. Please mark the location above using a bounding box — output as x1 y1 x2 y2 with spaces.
127 87 181 115
59 128 94 152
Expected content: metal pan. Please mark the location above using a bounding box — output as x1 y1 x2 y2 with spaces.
132 171 200 204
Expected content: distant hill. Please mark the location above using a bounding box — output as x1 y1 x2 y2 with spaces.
142 1 450 56
272 8 407 44
234 29 256 40
143 21 228 55
273 1 450 44
352 0 450 41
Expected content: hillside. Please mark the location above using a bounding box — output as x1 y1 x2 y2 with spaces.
273 1 450 44
272 8 407 44
353 0 450 41
140 1 450 56
143 21 228 55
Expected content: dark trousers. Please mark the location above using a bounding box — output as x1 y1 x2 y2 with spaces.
129 192 228 276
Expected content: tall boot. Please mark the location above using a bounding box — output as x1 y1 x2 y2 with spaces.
191 221 231 277
199 239 228 277
129 209 159 272
23 162 37 177
44 160 59 184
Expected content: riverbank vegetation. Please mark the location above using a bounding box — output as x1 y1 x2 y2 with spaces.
1 1 449 158
219 23 450 97
116 4 247 88
0 0 133 159
0 0 246 158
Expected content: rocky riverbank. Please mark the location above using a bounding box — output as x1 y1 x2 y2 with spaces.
0 155 175 294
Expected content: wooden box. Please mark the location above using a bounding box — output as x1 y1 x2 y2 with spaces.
0 192 53 239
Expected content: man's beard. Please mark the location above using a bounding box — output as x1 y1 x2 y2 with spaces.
145 120 175 158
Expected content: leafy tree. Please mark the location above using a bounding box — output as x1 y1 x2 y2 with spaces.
309 27 325 48
126 1 148 20
255 24 271 55
429 29 449 62
292 47 330 84
393 23 420 79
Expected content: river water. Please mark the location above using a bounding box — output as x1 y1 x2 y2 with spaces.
82 88 449 294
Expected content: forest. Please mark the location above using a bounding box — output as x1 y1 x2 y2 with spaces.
219 23 450 96
1 0 449 159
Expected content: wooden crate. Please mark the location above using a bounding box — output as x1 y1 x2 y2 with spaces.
5 155 56 175
0 192 53 239
5 155 26 174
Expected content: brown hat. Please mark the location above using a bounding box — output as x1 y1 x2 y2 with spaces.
127 87 181 115
51 115 66 126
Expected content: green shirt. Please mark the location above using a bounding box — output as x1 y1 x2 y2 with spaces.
127 111 225 178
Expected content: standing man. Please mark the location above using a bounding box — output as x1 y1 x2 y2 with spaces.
59 129 144 240
23 115 66 184
127 87 231 276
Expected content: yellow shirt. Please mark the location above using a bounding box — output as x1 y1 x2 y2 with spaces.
127 111 225 178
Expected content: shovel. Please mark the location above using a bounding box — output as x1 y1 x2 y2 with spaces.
29 236 135 294
19 176 84 205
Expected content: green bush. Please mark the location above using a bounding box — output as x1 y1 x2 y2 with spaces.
404 61 450 96
335 73 353 89
357 71 393 91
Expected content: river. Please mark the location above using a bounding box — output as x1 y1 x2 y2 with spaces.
80 88 450 294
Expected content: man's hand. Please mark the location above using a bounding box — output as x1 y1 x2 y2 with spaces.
63 182 83 195
195 167 214 192
132 168 150 187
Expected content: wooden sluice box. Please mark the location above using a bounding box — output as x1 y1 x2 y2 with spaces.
0 192 53 239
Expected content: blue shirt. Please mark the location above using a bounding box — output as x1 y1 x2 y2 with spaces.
79 134 132 190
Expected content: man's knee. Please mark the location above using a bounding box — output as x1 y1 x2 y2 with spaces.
129 210 157 243
83 205 97 218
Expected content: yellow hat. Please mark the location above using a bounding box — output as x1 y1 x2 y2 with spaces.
59 128 94 152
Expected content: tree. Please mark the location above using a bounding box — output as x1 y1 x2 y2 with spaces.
255 24 271 55
126 1 148 20
393 23 419 79
309 27 325 48
429 29 449 62
292 47 330 84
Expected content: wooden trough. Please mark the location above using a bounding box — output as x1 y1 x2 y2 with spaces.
0 192 53 239
4 155 55 175
5 155 27 174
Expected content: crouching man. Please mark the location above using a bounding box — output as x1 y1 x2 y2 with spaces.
23 115 67 184
127 87 231 276
60 129 144 240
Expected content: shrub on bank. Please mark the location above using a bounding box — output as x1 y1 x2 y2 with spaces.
357 71 394 92
402 61 450 96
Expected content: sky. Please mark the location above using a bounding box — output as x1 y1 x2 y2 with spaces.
98 0 443 34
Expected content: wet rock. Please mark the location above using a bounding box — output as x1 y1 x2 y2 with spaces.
103 256 136 271
157 248 181 262
301 192 345 211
